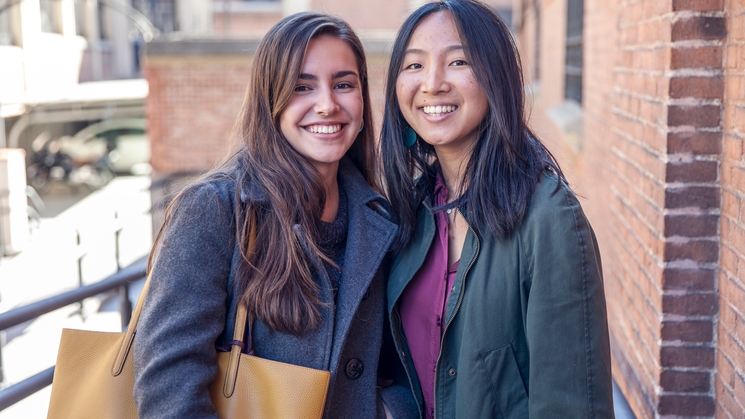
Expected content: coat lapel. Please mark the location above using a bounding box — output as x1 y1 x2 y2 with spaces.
328 160 397 368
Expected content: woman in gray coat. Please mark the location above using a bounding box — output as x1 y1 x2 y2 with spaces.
133 12 417 419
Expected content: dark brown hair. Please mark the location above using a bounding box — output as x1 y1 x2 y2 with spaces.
151 12 376 335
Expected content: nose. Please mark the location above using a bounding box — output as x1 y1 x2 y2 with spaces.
421 64 449 94
315 87 340 116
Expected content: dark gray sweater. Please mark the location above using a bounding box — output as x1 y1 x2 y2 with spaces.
133 158 418 419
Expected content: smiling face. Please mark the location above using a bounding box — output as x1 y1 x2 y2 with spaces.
279 34 363 176
396 11 489 159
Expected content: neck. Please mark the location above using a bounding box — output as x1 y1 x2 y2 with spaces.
435 146 472 201
317 163 340 222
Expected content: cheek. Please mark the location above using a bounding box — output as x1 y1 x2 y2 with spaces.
395 77 412 106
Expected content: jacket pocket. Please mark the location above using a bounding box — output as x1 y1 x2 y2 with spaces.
479 344 529 419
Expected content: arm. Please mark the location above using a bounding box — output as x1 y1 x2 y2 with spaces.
133 182 236 419
521 181 614 418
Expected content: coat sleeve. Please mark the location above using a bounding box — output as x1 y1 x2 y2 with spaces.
520 180 615 418
377 297 420 419
134 182 236 419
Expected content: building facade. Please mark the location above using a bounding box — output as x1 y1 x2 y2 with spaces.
516 0 744 418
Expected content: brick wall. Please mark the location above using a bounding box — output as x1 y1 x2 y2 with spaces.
145 53 252 174
517 0 734 417
718 0 745 417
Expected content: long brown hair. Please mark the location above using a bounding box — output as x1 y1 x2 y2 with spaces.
151 12 377 335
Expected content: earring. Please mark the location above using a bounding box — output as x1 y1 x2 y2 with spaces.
403 126 417 147
359 120 364 133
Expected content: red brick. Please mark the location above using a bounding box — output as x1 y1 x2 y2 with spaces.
671 46 723 70
659 394 715 416
673 0 724 11
664 214 719 237
666 160 719 183
661 320 714 342
668 105 722 128
662 268 716 291
665 186 720 209
660 369 711 392
662 293 718 316
664 239 719 262
670 76 724 99
661 345 715 368
668 131 722 155
671 17 727 41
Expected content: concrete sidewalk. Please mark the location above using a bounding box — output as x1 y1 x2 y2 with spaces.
0 176 153 418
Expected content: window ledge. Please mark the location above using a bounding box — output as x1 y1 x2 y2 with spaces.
546 99 583 152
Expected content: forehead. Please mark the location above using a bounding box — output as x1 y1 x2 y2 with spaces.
406 11 462 49
301 35 358 71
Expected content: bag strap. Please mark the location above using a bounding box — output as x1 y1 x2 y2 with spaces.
222 211 257 397
112 209 258 381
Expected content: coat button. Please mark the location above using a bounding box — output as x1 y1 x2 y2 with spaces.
346 358 364 379
448 368 457 377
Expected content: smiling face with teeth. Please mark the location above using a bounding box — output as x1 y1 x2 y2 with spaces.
396 11 488 160
279 34 363 177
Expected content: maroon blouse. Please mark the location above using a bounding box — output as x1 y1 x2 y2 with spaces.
399 173 460 419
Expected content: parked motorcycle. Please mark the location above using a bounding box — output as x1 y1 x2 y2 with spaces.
26 132 114 194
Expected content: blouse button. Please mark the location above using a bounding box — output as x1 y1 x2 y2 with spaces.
436 316 441 326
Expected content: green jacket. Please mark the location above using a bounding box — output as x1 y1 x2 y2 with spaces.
388 173 614 419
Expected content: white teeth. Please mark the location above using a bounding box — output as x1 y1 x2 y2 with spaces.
307 124 341 134
422 105 457 116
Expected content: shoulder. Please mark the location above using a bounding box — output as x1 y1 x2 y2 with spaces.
168 167 246 227
522 171 584 227
517 170 594 249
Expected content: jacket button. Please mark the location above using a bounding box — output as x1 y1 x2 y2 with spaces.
362 288 370 300
346 358 364 379
448 368 456 377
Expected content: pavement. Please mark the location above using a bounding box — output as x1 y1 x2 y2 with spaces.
0 176 153 418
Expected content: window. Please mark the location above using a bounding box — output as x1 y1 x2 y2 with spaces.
0 8 13 45
39 0 62 33
74 0 85 36
565 0 583 104
133 0 176 33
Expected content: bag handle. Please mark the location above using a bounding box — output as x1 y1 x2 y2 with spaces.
112 210 258 381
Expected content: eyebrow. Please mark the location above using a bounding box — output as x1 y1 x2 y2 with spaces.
403 45 464 55
297 70 359 81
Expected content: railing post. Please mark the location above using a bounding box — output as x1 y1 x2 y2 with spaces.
119 284 131 330
74 230 86 320
0 330 5 384
114 210 122 271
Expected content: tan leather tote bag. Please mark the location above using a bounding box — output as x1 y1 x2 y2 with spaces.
47 215 331 419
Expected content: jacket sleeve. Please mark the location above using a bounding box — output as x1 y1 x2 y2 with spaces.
133 182 236 419
377 298 420 419
520 180 615 418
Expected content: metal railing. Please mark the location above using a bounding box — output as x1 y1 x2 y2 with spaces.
0 257 147 410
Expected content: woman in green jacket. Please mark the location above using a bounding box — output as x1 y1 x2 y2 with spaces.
380 1 615 418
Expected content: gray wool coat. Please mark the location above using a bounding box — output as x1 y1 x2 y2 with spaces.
133 158 419 419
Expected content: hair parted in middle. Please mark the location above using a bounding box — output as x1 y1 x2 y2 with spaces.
381 0 564 251
234 12 377 335
151 12 375 335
